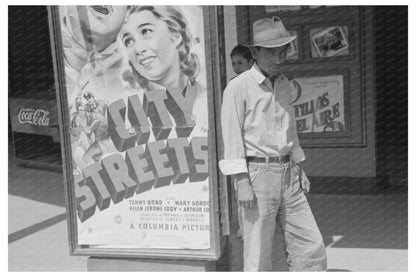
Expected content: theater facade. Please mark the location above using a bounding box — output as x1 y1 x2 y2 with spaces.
9 5 407 270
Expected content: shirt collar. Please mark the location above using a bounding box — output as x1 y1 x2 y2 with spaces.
249 63 285 85
249 63 266 84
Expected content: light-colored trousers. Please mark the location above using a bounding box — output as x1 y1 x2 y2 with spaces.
239 161 327 271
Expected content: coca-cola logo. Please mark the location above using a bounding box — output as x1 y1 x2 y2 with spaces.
18 108 50 126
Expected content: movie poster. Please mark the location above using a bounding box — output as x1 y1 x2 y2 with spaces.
59 6 210 249
290 75 345 133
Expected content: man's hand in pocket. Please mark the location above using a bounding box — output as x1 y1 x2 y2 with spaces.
297 163 310 194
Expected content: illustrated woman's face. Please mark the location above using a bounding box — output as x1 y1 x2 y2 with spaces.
121 10 181 83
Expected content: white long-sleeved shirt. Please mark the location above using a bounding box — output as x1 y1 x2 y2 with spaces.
219 64 305 175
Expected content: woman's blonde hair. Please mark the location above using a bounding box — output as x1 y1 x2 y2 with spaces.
123 5 200 89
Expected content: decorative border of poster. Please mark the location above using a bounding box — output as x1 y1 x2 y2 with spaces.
288 70 351 140
48 6 221 259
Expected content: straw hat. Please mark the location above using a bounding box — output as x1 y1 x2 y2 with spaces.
249 16 296 48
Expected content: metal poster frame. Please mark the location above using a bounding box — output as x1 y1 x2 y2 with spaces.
48 5 223 260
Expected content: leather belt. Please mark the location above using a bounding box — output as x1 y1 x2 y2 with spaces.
246 154 291 164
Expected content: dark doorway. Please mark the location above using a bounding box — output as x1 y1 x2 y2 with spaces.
374 6 408 187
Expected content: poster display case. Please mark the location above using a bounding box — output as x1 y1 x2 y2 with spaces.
48 5 224 260
237 5 366 147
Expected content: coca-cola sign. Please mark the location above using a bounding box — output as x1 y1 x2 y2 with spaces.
18 108 50 126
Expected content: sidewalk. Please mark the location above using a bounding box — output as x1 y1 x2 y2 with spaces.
8 162 88 271
227 193 408 271
8 159 408 271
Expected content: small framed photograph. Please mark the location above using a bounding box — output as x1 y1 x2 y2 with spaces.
283 26 302 62
286 40 297 58
285 29 299 60
310 26 349 58
265 6 301 13
264 5 326 14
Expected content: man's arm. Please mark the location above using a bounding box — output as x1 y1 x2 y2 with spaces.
218 82 247 174
218 82 256 207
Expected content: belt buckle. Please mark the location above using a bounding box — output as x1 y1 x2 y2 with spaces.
287 151 293 166
265 156 270 170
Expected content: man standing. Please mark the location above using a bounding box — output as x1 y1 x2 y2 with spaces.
219 17 327 271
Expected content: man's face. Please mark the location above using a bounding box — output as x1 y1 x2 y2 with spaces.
252 44 289 76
